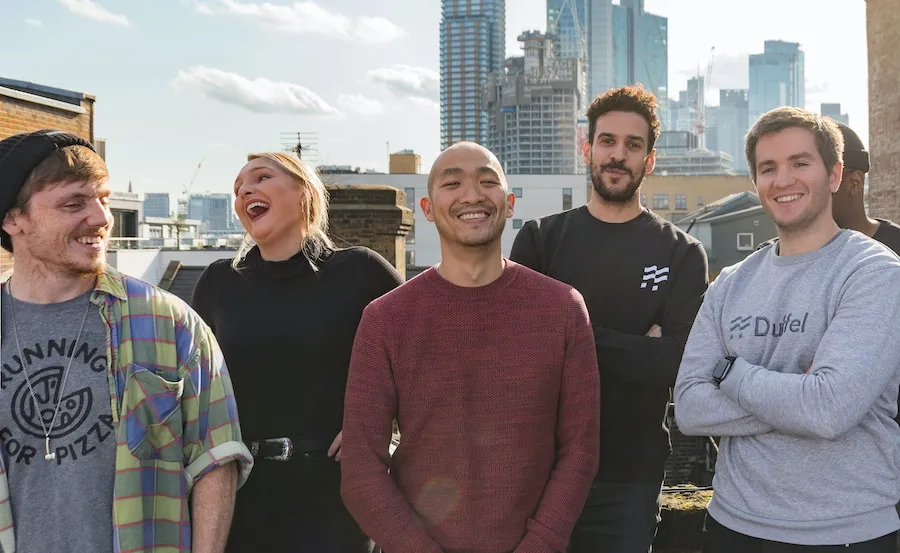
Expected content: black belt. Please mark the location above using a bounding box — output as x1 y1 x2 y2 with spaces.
244 434 335 462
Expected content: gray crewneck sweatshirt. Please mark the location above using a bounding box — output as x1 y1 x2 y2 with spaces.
674 230 900 545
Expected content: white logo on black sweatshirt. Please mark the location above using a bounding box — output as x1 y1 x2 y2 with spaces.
641 265 669 291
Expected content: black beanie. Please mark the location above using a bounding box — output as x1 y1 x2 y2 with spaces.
0 129 96 252
834 121 869 174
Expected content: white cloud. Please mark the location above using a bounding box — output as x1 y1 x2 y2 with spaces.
337 94 385 116
195 0 405 44
354 16 405 44
58 0 130 27
171 66 341 116
25 18 44 27
368 65 439 102
409 97 439 110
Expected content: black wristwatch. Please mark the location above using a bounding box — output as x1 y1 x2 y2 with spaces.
712 356 737 387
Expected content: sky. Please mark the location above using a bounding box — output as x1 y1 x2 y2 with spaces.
0 0 869 198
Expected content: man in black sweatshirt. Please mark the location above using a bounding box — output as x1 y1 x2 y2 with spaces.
510 85 709 553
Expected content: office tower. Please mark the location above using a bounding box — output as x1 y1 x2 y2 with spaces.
440 0 505 149
187 193 234 233
821 102 849 126
611 0 668 108
143 192 171 218
749 40 805 124
485 32 584 174
547 0 587 61
586 0 613 102
716 89 750 174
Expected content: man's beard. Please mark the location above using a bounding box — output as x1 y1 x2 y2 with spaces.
590 158 647 204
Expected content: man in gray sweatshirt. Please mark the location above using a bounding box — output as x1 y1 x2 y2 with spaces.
674 106 900 552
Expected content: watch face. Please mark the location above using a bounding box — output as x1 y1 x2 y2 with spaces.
713 358 731 379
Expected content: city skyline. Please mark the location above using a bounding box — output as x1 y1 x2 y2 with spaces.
0 0 868 197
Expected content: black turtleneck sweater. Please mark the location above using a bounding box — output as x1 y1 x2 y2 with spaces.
510 207 709 484
190 245 403 551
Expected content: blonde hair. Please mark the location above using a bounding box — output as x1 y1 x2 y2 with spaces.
232 152 334 269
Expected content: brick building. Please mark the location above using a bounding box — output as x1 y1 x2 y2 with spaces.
866 0 900 221
0 77 95 143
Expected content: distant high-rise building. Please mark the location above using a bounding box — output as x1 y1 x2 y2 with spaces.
583 0 668 125
611 0 668 119
716 89 750 174
749 40 805 124
821 102 849 126
143 192 171 218
485 32 584 174
586 0 613 102
547 0 586 62
440 0 505 149
187 193 234 233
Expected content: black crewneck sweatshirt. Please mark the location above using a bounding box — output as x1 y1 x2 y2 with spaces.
190 245 403 550
191 245 403 443
510 206 709 483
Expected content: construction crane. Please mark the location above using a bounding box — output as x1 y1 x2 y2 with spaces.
695 46 716 148
182 156 206 197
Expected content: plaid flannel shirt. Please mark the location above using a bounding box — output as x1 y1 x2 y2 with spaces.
0 266 253 553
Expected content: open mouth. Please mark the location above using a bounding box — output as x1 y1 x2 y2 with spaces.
775 193 803 204
246 201 270 222
458 211 490 222
75 235 104 250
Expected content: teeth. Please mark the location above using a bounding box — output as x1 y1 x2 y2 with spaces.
776 194 802 203
247 201 270 214
459 213 488 220
77 236 102 245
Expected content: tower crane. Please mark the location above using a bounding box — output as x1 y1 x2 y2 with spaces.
695 46 716 148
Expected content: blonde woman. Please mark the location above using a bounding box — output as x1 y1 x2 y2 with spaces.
191 153 403 552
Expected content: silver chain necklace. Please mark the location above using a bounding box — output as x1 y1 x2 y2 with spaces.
4 279 93 461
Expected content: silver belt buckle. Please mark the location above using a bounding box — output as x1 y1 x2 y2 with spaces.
265 437 293 461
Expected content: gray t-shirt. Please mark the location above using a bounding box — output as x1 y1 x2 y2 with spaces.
675 230 900 545
0 285 115 553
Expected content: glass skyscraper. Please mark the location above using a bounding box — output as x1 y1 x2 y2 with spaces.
610 0 668 124
547 0 587 62
440 0 505 150
748 40 805 125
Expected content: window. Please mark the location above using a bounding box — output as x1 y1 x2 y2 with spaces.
512 187 523 198
697 195 704 206
652 194 669 210
513 218 523 229
406 249 415 267
675 194 687 210
737 233 755 251
562 187 573 210
640 193 647 207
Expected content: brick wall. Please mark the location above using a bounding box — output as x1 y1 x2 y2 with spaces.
664 414 715 487
0 94 94 142
867 0 900 221
326 185 414 275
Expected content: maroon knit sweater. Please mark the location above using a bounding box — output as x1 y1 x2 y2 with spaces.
341 261 600 553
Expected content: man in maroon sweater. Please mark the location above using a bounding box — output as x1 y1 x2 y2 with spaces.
341 142 601 553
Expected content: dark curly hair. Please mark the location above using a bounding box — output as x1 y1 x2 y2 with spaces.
586 85 661 153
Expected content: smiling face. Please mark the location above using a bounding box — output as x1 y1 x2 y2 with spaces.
233 157 308 248
753 126 842 234
3 179 113 277
421 143 514 250
584 110 655 204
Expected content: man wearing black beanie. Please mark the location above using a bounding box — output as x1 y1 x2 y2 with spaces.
0 129 252 553
830 120 900 255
